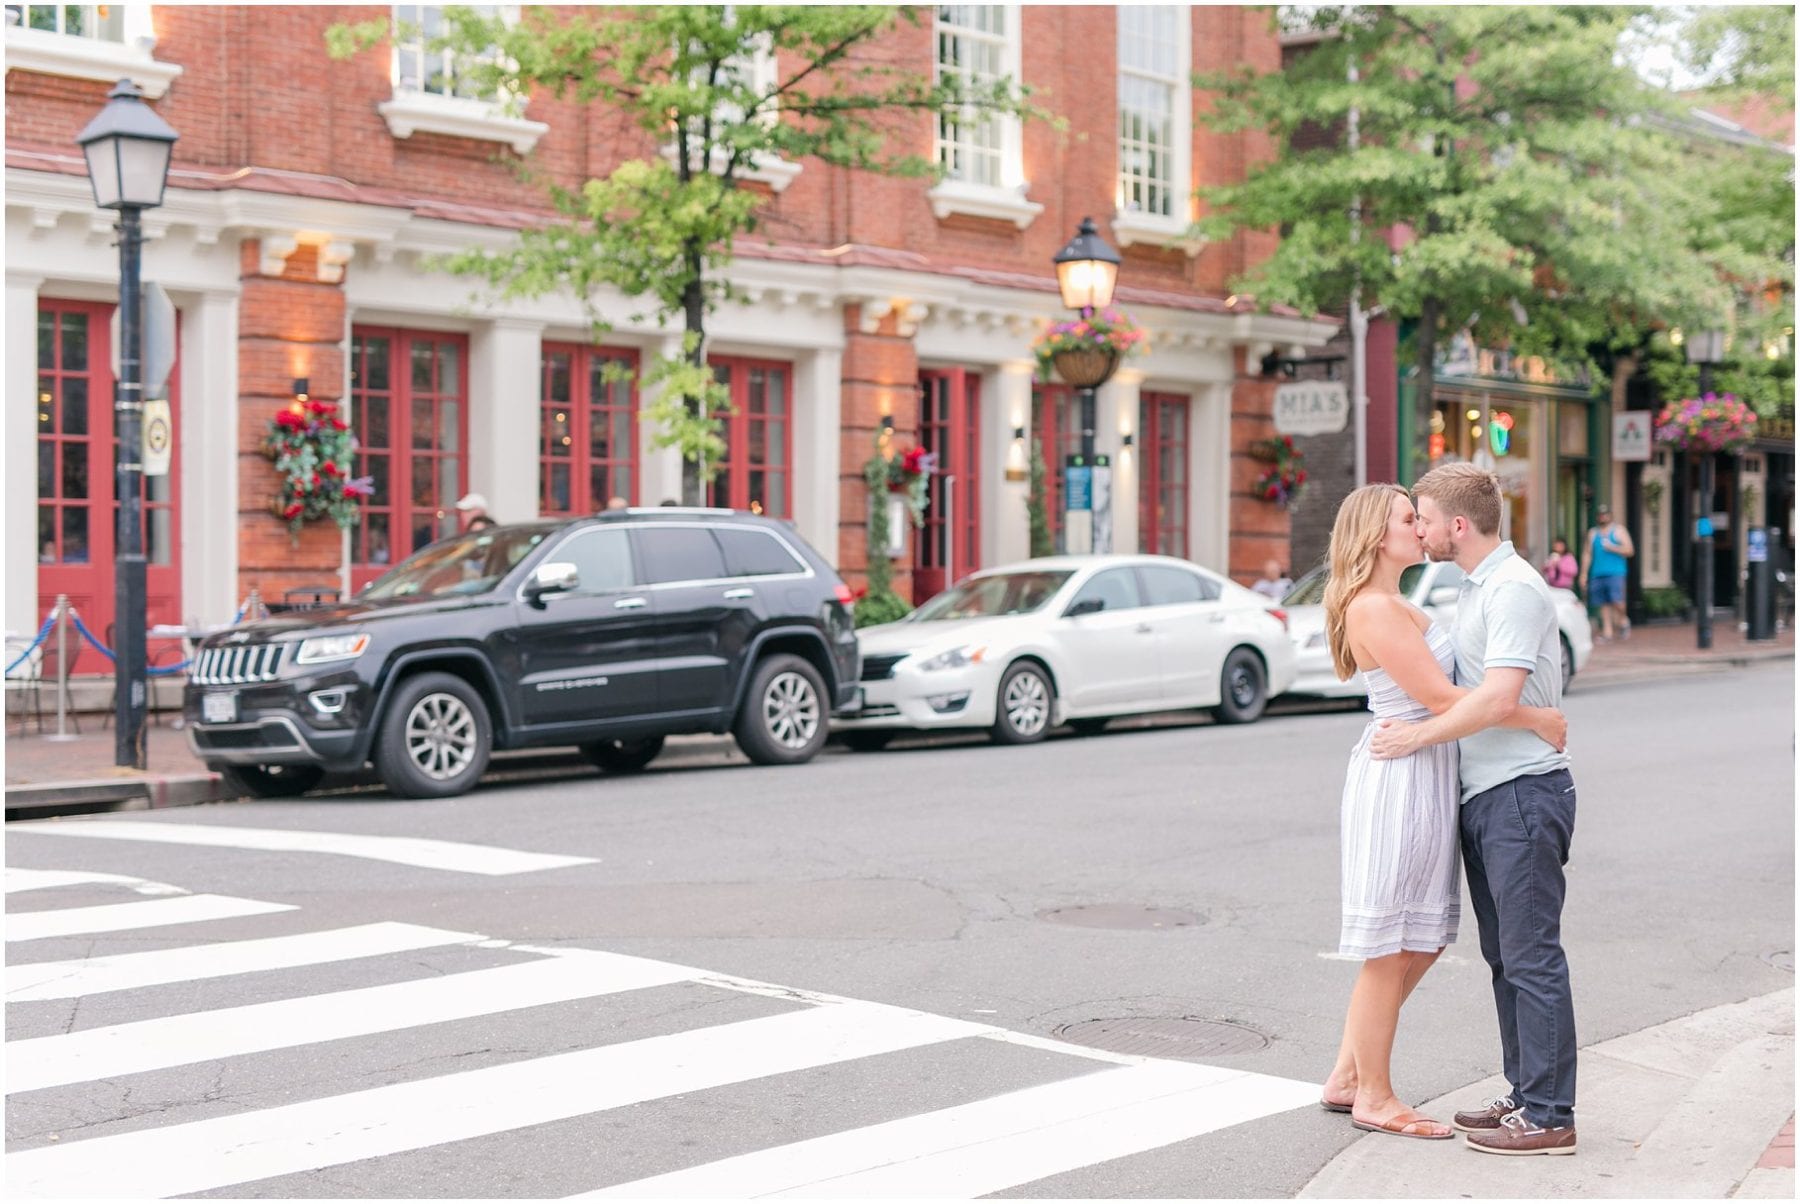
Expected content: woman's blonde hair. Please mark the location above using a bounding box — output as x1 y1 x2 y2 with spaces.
1324 483 1411 681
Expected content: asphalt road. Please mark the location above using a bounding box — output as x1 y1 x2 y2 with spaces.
6 663 1793 1198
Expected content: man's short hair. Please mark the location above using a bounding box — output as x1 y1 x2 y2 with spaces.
1413 462 1502 535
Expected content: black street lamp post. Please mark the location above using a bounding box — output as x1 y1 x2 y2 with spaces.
1686 329 1728 651
1050 218 1122 553
77 79 178 769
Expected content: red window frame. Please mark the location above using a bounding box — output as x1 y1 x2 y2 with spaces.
1032 382 1082 548
350 327 470 590
36 298 183 638
707 355 793 517
539 343 640 516
915 368 982 599
1138 391 1191 558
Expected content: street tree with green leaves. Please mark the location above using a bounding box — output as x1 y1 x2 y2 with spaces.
330 5 1035 503
1196 5 1793 465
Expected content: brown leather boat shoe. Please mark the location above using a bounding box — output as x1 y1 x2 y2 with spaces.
1464 1111 1577 1156
1451 1095 1517 1133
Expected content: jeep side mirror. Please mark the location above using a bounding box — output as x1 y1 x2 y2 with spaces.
1066 598 1105 618
526 562 579 607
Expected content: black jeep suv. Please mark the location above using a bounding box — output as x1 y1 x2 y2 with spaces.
184 510 860 799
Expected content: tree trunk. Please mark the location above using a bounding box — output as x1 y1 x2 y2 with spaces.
681 256 706 507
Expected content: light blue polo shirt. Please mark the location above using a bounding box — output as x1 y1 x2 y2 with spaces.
1453 541 1571 802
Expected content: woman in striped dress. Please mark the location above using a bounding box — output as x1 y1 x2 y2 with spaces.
1316 484 1567 1139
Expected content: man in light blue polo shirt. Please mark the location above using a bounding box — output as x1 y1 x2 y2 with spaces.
1370 463 1578 1157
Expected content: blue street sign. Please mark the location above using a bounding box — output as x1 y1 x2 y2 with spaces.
1748 527 1769 563
1064 465 1093 512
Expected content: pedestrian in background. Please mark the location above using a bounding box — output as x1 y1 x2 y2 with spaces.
1372 463 1580 1157
1578 506 1632 641
1317 483 1566 1140
1250 558 1292 601
1540 538 1578 591
456 492 497 531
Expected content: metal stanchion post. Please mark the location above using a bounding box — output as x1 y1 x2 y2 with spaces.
46 596 77 743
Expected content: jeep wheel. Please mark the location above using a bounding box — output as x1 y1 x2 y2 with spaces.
215 763 324 799
991 661 1053 745
734 654 828 765
838 730 896 752
1211 648 1268 725
580 735 665 774
376 671 492 799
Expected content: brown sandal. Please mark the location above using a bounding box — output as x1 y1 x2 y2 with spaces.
1351 1112 1454 1140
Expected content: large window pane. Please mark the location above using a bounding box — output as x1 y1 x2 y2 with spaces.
61 312 87 371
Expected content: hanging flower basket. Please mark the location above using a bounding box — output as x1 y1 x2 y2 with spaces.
264 399 373 540
1251 435 1308 508
869 441 937 528
1033 306 1148 385
1654 393 1758 454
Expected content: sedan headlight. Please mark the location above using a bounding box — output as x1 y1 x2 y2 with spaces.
917 644 986 672
295 633 371 665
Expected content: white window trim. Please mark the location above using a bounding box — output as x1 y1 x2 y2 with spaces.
1113 6 1196 254
3 11 183 98
930 4 1039 229
380 5 547 154
378 90 548 154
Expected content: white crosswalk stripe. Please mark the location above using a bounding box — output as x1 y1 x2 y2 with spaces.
7 921 484 1002
5 867 180 895
16 819 596 875
5 893 296 942
6 865 1317 1199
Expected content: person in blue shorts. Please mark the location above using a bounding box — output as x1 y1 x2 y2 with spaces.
1578 506 1632 642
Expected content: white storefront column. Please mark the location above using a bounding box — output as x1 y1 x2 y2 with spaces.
179 290 240 626
1101 369 1142 555
469 319 543 523
637 335 687 506
794 347 841 560
7 272 44 635
1191 382 1234 573
987 360 1035 567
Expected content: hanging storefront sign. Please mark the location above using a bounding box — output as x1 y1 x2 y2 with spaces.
1273 380 1348 436
1612 411 1653 462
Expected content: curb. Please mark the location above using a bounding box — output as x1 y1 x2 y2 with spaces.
4 735 750 821
1299 987 1795 1199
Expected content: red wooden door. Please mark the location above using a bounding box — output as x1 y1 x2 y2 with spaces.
540 344 639 515
349 328 470 592
1138 392 1190 558
707 357 792 516
914 368 982 600
36 299 182 648
1032 382 1081 551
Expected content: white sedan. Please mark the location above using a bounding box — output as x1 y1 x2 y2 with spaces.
833 554 1298 749
1279 560 1594 698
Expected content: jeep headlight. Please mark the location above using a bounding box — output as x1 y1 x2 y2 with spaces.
295 633 371 665
917 644 986 672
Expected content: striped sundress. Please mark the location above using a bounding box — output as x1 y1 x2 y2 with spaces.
1338 622 1462 959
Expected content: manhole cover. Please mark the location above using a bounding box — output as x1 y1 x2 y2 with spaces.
1036 904 1200 930
1762 950 1794 972
1054 1017 1269 1059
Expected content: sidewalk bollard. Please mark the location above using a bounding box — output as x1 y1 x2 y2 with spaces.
1747 526 1775 641
46 595 77 743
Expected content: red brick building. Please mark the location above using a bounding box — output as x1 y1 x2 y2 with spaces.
5 4 1332 639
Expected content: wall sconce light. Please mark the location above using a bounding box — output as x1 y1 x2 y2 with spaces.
879 414 895 432
1121 433 1135 448
293 377 310 401
1011 425 1026 441
1004 425 1029 481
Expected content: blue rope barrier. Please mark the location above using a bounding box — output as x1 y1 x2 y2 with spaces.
66 610 195 677
5 610 57 675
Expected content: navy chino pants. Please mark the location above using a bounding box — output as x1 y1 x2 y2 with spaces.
1460 768 1579 1128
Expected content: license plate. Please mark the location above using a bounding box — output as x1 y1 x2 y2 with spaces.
202 691 238 724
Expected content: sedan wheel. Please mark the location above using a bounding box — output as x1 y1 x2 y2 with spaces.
1211 648 1268 725
991 661 1052 745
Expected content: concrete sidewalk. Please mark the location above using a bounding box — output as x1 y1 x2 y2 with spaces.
1571 617 1793 690
1301 988 1796 1199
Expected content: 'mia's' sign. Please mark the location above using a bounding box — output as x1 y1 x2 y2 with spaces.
1273 380 1348 436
